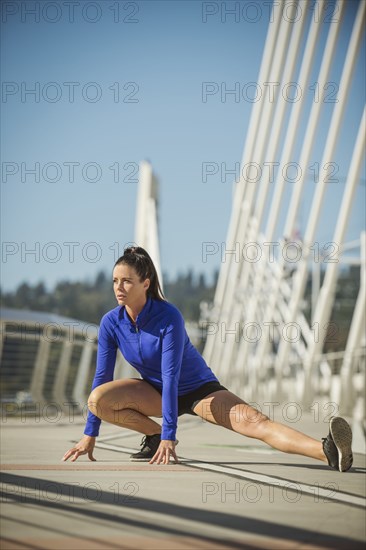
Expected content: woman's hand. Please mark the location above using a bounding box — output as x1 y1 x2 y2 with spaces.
62 435 96 462
149 439 179 465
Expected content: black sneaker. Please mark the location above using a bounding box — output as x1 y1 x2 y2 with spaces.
130 434 162 461
322 416 353 472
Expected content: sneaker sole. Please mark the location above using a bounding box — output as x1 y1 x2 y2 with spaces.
329 417 353 472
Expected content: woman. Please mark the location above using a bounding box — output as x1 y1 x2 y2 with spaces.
63 246 353 471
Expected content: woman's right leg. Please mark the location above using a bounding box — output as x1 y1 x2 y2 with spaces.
88 378 162 436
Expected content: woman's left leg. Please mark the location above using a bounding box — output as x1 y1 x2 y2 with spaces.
193 390 327 462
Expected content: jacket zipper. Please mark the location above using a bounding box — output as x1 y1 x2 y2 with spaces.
135 324 144 363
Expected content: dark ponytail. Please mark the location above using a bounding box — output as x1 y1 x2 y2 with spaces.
114 246 165 301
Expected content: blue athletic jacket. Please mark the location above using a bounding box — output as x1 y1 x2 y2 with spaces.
84 296 218 440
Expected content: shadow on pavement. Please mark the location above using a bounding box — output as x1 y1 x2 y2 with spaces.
1 472 364 549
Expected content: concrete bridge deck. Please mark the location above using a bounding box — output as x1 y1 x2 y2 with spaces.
1 410 365 549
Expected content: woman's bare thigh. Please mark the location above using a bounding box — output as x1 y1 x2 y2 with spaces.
89 378 162 417
192 389 267 433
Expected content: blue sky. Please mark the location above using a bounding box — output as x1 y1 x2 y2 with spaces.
1 0 365 292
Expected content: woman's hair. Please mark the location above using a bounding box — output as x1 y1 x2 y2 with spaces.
114 246 165 301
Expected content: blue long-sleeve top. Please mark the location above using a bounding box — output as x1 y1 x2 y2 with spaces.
84 296 218 440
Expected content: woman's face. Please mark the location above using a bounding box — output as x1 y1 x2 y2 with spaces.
113 263 150 307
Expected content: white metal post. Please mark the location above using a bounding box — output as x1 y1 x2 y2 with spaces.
73 340 95 409
254 0 346 374
274 0 364 390
29 337 51 405
53 340 73 408
302 108 365 403
229 0 311 376
207 2 299 373
203 0 283 365
340 232 366 417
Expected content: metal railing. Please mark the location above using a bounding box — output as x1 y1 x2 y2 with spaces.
0 309 98 415
201 0 366 421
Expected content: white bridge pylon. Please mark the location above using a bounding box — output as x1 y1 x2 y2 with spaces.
134 160 163 290
201 0 366 420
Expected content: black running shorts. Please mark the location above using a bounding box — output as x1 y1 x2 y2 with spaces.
142 379 227 416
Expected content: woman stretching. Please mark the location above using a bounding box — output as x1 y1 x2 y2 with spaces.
63 246 353 471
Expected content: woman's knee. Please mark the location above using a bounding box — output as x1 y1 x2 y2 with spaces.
87 382 140 418
87 388 104 417
234 405 271 437
244 412 271 438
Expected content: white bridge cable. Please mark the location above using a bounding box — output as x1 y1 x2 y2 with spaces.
207 1 301 378
220 0 311 380
265 0 327 241
201 0 364 423
340 231 366 417
254 0 347 379
302 108 365 403
274 0 366 392
203 0 283 365
253 0 346 386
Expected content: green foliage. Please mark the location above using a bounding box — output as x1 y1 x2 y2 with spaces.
163 269 218 320
0 269 217 324
1 271 115 324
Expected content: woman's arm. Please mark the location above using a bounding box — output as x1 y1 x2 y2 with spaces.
149 309 184 464
62 314 117 462
84 315 118 436
160 310 185 440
